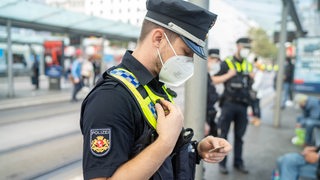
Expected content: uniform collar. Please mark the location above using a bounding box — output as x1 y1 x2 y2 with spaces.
120 50 155 86
233 55 244 62
119 50 174 99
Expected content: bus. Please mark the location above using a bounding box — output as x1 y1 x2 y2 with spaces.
0 43 43 77
294 37 320 94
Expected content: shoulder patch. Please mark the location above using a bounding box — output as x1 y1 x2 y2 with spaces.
90 128 111 157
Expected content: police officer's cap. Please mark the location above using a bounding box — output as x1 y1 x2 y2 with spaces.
236 37 252 48
208 48 220 58
145 0 217 59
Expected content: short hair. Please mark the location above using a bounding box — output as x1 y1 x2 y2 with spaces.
294 93 308 105
138 19 178 43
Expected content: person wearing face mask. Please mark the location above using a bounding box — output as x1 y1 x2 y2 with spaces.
79 0 232 180
205 49 221 137
211 37 254 174
208 49 221 77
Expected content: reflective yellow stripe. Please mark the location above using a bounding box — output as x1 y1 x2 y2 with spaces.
241 60 252 72
162 85 174 103
110 68 175 130
225 58 236 70
144 85 164 104
226 58 252 73
235 63 241 72
112 74 158 129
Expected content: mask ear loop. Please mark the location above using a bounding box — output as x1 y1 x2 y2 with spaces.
163 33 177 56
157 48 165 68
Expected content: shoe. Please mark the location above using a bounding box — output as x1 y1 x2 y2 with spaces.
286 100 293 107
234 164 249 174
250 117 261 126
253 119 261 126
291 136 304 146
219 165 229 174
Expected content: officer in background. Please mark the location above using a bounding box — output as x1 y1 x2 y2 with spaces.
80 0 232 179
206 49 221 137
212 37 253 174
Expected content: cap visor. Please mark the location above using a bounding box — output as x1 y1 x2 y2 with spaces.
181 36 206 59
209 54 220 58
239 43 251 48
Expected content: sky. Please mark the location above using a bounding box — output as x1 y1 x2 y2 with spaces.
223 0 317 35
223 0 282 35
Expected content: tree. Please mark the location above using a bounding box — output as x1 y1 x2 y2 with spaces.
248 28 278 60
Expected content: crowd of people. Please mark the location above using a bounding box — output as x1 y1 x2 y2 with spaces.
205 46 320 179
205 45 320 179
204 37 319 179
203 30 319 180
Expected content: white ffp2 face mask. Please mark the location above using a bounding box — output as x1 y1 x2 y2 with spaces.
158 33 194 87
209 63 220 76
240 48 250 58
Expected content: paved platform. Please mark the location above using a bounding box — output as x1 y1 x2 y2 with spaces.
0 76 87 110
204 104 302 180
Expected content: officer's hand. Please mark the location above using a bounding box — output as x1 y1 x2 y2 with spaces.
197 136 232 163
155 99 184 148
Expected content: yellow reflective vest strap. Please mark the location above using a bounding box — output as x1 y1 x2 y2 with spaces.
144 85 174 104
162 85 174 103
225 57 252 73
273 64 279 72
144 86 163 104
225 58 237 71
109 68 174 130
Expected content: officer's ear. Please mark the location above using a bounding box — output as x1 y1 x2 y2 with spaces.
152 29 165 48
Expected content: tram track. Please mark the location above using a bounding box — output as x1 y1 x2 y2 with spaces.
0 131 82 180
0 101 82 126
0 101 83 179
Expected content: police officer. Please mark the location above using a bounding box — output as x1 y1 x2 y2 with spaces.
212 37 253 174
206 49 221 137
80 0 232 179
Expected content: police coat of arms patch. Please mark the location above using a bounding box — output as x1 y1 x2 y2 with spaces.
90 128 111 157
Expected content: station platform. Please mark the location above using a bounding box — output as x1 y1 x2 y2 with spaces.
0 76 87 110
0 75 305 180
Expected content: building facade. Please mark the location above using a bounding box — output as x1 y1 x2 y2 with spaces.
85 0 146 26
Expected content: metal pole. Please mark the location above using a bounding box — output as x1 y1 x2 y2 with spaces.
185 0 209 179
6 20 14 98
39 46 44 76
274 1 289 127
